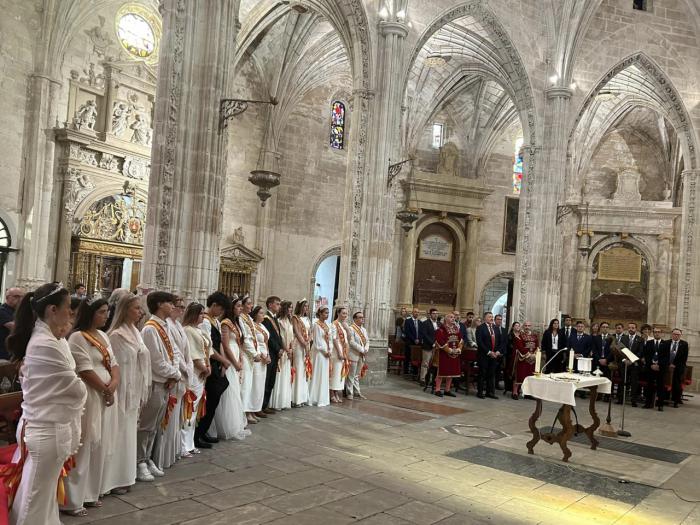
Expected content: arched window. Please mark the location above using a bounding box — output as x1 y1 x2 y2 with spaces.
513 137 524 195
330 101 346 150
115 4 162 63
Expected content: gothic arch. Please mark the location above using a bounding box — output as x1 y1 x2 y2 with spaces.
588 236 655 273
570 52 699 171
308 244 341 309
478 271 513 317
413 216 466 251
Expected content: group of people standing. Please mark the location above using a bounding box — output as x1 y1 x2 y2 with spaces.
3 283 370 525
397 308 690 410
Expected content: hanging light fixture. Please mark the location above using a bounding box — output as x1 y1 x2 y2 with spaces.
396 207 420 233
248 169 281 207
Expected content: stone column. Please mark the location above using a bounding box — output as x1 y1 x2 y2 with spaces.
512 86 573 330
396 225 416 310
571 234 590 321
676 169 700 330
337 18 408 385
458 215 480 315
652 233 672 326
140 0 238 301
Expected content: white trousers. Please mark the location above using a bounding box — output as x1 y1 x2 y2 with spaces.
181 379 204 453
345 359 362 396
11 422 69 525
137 382 168 464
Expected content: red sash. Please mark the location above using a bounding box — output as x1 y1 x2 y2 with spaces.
145 319 174 363
81 331 112 373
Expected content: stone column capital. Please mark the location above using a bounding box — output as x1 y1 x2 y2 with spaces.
545 86 574 100
681 169 700 179
379 21 409 38
466 214 481 222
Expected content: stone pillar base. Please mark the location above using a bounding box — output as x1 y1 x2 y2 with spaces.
361 342 389 386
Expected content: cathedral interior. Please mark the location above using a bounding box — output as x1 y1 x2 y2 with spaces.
1 1 700 522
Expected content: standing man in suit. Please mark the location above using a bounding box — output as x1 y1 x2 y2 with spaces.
562 316 574 342
643 327 669 411
494 314 508 390
568 320 593 360
261 296 283 413
593 321 612 379
619 322 643 407
476 312 501 399
668 328 689 408
419 308 439 384
402 307 422 374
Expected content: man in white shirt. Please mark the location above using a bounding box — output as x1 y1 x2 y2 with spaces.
137 291 180 482
346 311 369 400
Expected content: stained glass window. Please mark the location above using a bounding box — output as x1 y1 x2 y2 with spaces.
513 137 524 195
330 101 345 150
117 12 156 58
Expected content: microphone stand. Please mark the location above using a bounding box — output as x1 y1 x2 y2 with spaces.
541 348 568 375
617 359 632 437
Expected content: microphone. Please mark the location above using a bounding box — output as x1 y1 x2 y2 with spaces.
541 348 569 374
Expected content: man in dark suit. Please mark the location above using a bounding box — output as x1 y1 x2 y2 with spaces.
419 308 438 385
618 322 643 406
261 296 283 414
403 307 422 374
592 321 612 379
667 328 689 408
568 320 593 359
643 327 669 411
476 312 501 399
562 316 574 343
494 314 508 391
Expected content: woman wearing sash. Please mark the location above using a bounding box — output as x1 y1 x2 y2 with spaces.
270 301 294 410
182 303 210 454
330 307 349 403
8 283 87 525
157 297 187 468
251 306 271 417
308 307 331 407
239 296 261 424
103 294 150 494
62 298 120 515
433 312 462 397
291 300 311 407
214 296 250 440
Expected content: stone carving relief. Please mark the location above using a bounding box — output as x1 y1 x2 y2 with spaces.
123 155 150 180
99 153 119 172
111 102 131 136
73 100 98 131
85 16 116 58
130 111 152 146
77 193 147 245
437 142 459 177
70 63 105 89
612 169 642 203
63 168 94 222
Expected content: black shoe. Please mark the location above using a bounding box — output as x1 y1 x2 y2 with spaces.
486 394 499 400
631 402 638 408
673 402 679 408
200 435 219 444
444 391 456 397
477 393 486 399
194 439 213 449
511 394 519 400
434 391 444 397
658 406 664 412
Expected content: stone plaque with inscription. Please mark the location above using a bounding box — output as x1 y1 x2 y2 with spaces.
598 247 641 282
419 234 452 262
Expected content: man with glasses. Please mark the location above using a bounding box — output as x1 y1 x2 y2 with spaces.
666 328 689 408
0 287 23 360
347 311 368 399
643 327 668 411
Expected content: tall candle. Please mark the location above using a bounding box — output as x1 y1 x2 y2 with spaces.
568 350 575 371
535 350 542 374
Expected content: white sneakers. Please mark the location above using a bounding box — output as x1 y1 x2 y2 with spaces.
147 459 165 477
136 462 154 482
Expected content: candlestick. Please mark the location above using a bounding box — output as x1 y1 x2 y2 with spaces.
535 349 542 376
568 350 574 372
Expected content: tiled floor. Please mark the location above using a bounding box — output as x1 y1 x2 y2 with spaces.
63 377 700 524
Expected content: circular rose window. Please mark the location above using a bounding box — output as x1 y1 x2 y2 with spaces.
117 11 156 58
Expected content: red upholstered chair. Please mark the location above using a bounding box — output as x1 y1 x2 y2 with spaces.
409 345 422 381
462 348 479 395
387 340 405 375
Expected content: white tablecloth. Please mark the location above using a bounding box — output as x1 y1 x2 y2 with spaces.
522 373 612 406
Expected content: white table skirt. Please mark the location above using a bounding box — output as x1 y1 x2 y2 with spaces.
522 373 612 406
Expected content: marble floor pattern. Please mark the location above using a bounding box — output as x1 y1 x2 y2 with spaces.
63 376 700 525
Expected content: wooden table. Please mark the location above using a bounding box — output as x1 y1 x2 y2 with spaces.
522 373 612 462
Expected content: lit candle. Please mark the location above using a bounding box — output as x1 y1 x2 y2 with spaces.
568 350 575 371
535 349 542 375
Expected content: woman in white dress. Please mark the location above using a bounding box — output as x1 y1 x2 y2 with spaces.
104 294 151 494
308 307 331 407
239 296 262 424
158 297 187 469
62 298 120 516
214 296 250 440
8 283 87 525
270 301 294 410
291 300 311 407
250 306 271 416
182 303 210 455
330 307 350 403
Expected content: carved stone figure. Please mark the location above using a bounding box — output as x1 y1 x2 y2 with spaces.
130 112 152 146
99 153 119 172
437 142 459 177
63 169 94 222
112 102 131 136
73 100 98 131
233 226 245 244
612 169 642 203
85 16 114 58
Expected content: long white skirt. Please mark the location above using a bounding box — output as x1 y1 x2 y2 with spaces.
308 349 330 407
242 358 266 413
11 421 74 525
209 365 249 440
155 388 183 470
101 406 138 491
292 344 309 405
181 375 204 453
270 353 292 410
330 354 345 391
